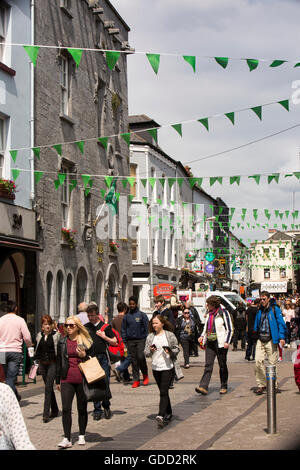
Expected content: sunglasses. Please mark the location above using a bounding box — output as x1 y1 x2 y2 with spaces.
64 323 76 328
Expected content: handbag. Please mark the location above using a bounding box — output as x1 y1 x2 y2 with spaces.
28 361 39 380
82 376 108 402
78 356 106 384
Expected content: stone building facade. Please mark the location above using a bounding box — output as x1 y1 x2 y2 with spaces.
34 0 133 326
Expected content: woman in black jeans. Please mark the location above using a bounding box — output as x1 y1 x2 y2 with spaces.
56 316 93 448
35 315 61 423
144 315 180 428
175 309 196 368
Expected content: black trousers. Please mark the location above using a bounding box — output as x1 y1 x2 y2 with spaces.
180 338 193 365
152 368 174 418
199 340 228 390
232 328 246 349
127 339 148 381
60 382 88 440
38 361 58 418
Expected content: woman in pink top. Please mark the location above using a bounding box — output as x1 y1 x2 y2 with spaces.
282 300 295 347
56 316 93 448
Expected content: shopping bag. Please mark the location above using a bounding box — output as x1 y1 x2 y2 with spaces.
78 356 106 384
28 361 39 380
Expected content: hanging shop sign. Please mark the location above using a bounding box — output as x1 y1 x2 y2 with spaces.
185 251 196 262
205 264 215 274
153 283 175 299
205 252 215 262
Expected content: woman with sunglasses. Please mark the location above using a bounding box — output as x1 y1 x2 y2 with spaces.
56 316 93 448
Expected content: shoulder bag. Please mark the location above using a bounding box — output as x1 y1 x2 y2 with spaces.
78 356 106 384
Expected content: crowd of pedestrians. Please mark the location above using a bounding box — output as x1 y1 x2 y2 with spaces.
0 290 299 449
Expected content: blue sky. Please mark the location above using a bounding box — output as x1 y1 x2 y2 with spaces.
112 0 300 243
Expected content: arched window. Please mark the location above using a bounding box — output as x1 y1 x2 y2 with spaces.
76 267 88 306
96 271 104 313
66 273 73 317
46 271 54 317
121 275 128 303
56 270 64 323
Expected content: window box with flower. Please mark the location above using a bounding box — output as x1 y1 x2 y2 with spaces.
61 227 77 249
109 240 119 253
0 179 16 200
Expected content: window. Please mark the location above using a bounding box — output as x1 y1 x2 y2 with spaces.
264 268 270 279
0 3 8 63
280 268 286 278
130 164 137 198
0 116 6 178
279 248 285 259
60 0 71 8
263 248 269 259
61 167 71 228
132 227 138 262
60 56 71 116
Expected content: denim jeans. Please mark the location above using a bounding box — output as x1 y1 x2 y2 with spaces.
94 353 111 415
2 352 23 396
116 354 131 380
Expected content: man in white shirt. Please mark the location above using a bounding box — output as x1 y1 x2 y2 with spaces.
76 302 89 325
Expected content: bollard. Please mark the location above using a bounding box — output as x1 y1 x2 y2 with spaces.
266 364 277 434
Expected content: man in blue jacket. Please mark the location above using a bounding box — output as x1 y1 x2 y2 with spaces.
253 291 286 395
121 296 149 388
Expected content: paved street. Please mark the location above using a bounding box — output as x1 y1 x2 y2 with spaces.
16 345 300 452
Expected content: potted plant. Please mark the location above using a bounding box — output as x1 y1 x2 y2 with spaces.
61 227 77 249
0 178 16 200
109 241 119 253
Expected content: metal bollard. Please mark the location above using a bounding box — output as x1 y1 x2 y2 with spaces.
266 365 277 434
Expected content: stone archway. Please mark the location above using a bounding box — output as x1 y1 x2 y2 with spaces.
76 267 88 307
105 263 119 321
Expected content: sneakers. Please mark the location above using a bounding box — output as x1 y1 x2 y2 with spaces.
132 381 140 388
58 437 72 448
278 357 283 361
219 388 227 395
195 386 208 395
143 375 149 386
104 408 112 419
255 386 266 395
78 435 86 446
156 415 165 428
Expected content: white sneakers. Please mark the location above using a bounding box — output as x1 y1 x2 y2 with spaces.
78 435 86 446
58 435 86 448
58 437 72 448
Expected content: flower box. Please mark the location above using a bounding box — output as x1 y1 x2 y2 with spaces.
61 227 77 249
0 179 16 200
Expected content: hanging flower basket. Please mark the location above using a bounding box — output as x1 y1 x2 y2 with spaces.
61 227 77 249
0 179 16 200
109 241 119 253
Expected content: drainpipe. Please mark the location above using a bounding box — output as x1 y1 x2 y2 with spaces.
29 0 35 203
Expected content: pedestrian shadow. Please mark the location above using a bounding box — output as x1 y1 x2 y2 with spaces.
20 400 39 408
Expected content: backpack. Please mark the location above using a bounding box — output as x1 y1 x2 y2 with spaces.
100 324 125 364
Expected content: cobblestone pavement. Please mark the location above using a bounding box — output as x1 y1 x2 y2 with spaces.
17 345 300 451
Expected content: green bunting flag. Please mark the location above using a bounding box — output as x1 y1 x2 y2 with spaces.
146 53 160 74
127 177 135 188
52 144 62 156
121 179 128 189
270 60 286 68
230 176 240 185
34 171 44 184
210 176 223 186
168 178 176 188
148 177 156 189
248 174 261 185
67 48 83 68
147 128 158 144
32 147 41 159
81 174 91 188
11 169 20 180
172 124 182 137
253 209 258 220
23 45 40 67
141 179 147 188
278 99 289 111
98 137 108 149
105 51 121 70
251 106 262 120
58 173 66 186
159 178 165 188
198 118 209 131
183 55 196 72
294 172 300 180
215 57 229 69
189 178 198 189
246 59 259 71
268 173 280 184
104 176 114 188
225 112 235 125
177 178 184 187
120 133 131 147
9 150 18 163
75 140 84 154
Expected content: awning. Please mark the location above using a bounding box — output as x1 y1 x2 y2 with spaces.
0 235 42 252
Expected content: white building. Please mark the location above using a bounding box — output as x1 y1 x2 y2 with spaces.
250 229 296 294
229 231 250 295
128 115 215 312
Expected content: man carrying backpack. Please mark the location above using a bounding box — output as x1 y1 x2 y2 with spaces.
253 291 286 395
85 303 117 420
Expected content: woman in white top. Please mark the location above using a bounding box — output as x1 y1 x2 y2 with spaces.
282 300 295 347
0 382 35 450
144 315 180 428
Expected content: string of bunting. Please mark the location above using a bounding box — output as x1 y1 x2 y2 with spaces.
5 97 291 161
6 42 300 73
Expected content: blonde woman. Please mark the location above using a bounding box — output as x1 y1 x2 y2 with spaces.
56 316 93 448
